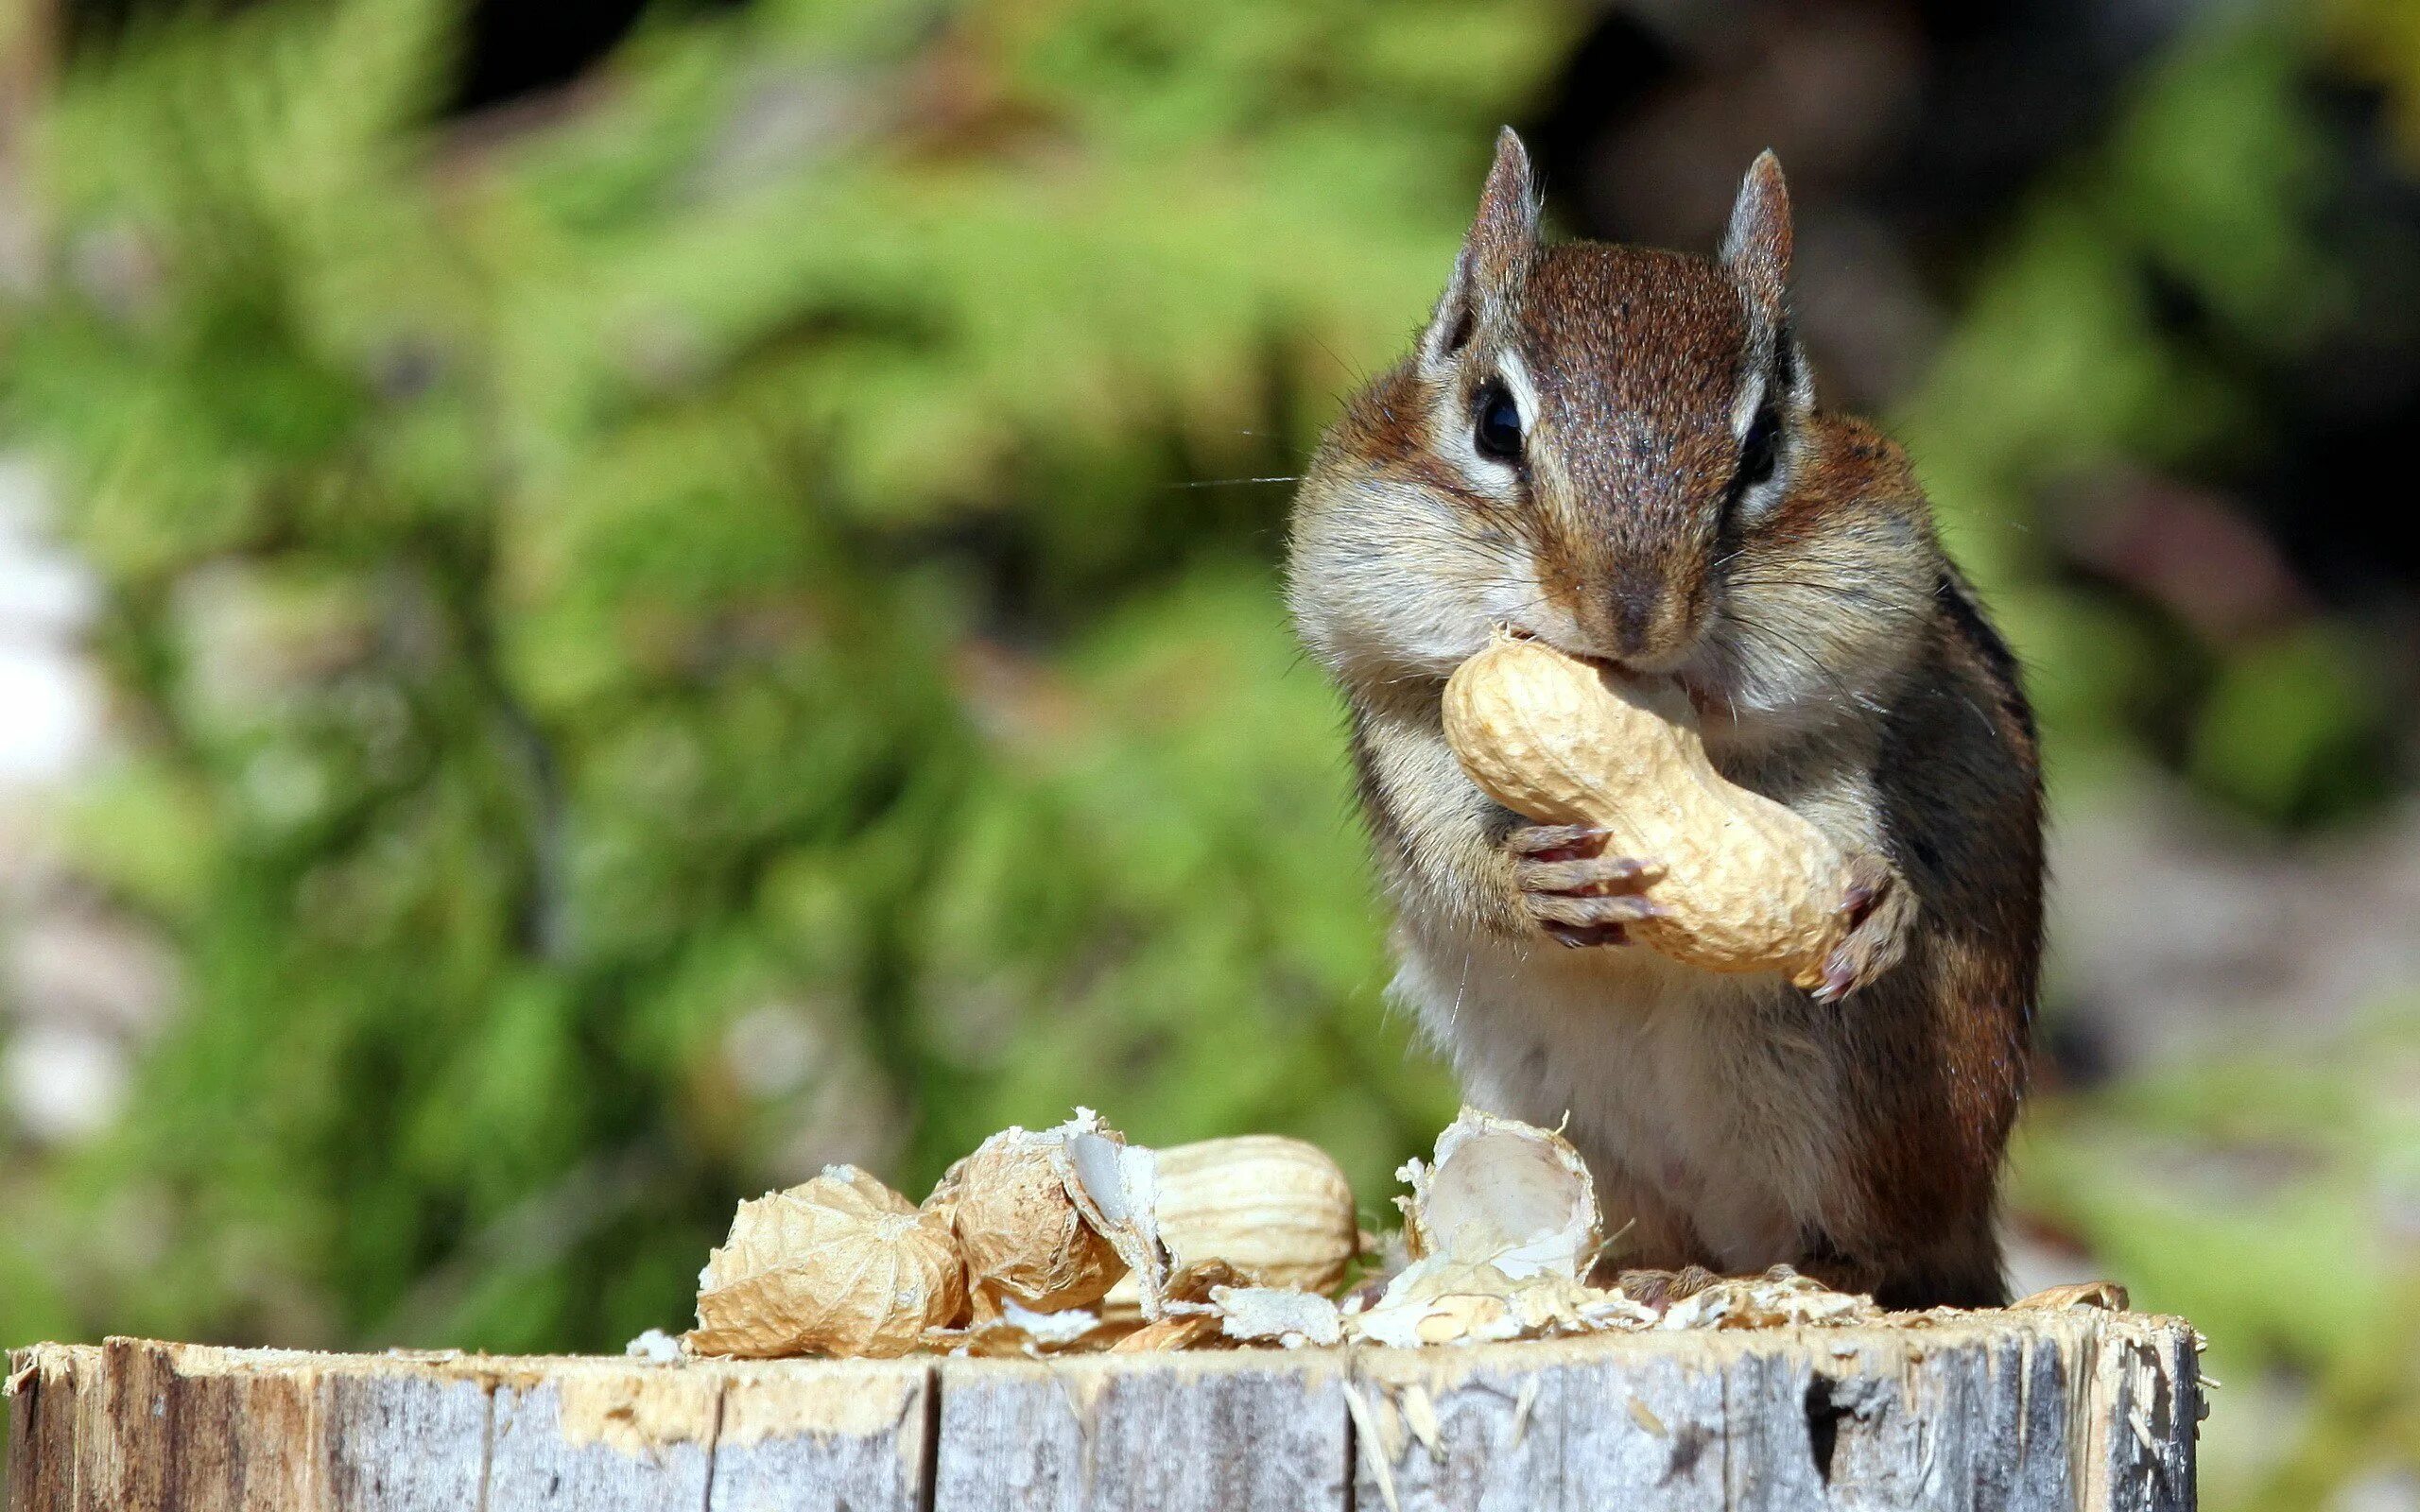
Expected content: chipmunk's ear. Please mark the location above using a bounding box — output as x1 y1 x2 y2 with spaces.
1720 150 1792 328
1422 127 1539 366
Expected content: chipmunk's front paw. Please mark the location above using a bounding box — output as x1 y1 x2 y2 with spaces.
1811 855 1916 1002
1510 824 1668 948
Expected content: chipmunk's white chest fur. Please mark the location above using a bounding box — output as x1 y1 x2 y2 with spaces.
1394 910 1854 1270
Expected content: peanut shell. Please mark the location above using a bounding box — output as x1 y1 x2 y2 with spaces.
1442 632 1850 986
942 1114 1132 1316
1150 1135 1358 1293
1397 1106 1599 1278
687 1166 964 1359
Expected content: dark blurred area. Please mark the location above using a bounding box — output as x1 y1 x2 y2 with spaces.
6 0 2420 1504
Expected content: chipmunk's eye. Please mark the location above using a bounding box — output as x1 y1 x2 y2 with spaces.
1737 401 1781 490
1473 381 1523 463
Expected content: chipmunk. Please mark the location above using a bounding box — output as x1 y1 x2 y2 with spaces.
1287 130 2041 1309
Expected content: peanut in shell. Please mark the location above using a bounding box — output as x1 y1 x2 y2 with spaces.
686 1166 965 1359
1442 633 1850 987
1150 1135 1358 1294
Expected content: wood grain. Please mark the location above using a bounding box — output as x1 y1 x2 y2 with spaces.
6 1309 2199 1510
934 1346 1352 1511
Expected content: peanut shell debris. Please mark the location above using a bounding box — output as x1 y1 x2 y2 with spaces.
681 1105 2084 1360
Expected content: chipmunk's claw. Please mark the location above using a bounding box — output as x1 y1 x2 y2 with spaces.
1547 922 1631 949
1509 823 1611 861
1512 823 1666 947
1518 855 1666 895
1809 866 1912 1001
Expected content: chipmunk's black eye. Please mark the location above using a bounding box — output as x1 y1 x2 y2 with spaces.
1737 401 1781 490
1474 381 1523 463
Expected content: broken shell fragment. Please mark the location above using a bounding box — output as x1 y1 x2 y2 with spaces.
687 1165 965 1359
1347 1113 1886 1348
1655 1266 1882 1330
1107 1260 1246 1352
1350 1260 1604 1349
1111 1313 1228 1352
1211 1284 1344 1348
2011 1280 2129 1313
1057 1113 1170 1314
935 1299 1121 1359
1150 1135 1360 1294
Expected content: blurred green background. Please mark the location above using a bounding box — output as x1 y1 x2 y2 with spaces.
3 0 2418 1503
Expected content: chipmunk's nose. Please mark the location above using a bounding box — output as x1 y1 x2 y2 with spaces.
1611 586 1654 661
1600 569 1692 669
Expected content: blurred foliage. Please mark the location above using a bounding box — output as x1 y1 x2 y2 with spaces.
1904 9 2395 822
5 0 2420 1504
0 0 1584 1353
2012 1004 2420 1508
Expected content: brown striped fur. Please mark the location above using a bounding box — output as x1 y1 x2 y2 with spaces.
1288 131 2041 1308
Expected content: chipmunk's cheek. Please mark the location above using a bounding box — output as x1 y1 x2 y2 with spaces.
1669 639 1736 718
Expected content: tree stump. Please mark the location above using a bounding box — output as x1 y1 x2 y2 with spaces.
7 1308 2198 1510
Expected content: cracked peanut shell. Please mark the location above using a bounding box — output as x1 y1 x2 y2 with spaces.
939 1111 1142 1317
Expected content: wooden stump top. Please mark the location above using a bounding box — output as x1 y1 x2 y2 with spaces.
9 1307 2198 1510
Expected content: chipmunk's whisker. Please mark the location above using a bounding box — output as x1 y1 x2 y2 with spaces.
1726 576 1930 624
1725 612 1863 712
